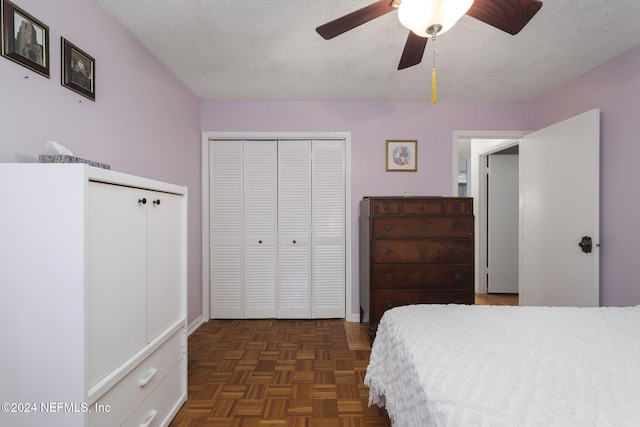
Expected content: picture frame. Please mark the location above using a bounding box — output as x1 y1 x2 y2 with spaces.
1 0 49 77
386 140 417 172
61 37 95 101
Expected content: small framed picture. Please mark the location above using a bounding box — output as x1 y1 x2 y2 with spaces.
1 0 50 77
386 140 417 172
61 37 95 101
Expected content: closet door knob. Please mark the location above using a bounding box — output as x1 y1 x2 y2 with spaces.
138 198 147 205
153 199 161 206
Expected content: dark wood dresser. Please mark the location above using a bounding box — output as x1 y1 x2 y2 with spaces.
359 196 475 340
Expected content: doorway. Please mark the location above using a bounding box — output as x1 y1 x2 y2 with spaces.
453 109 600 306
453 131 527 296
486 147 519 294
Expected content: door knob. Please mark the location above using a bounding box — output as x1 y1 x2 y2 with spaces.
579 236 593 253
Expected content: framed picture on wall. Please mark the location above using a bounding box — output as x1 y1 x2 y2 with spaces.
1 0 50 77
61 37 95 101
386 140 417 172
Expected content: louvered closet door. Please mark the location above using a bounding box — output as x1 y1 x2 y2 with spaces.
278 140 312 318
209 140 244 318
244 140 278 318
312 140 346 318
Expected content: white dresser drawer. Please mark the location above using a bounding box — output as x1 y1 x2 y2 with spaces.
123 360 186 427
90 330 183 427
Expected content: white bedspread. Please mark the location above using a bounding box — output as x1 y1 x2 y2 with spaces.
365 304 640 426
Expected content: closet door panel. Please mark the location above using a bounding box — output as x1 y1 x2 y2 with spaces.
312 140 346 318
278 140 312 318
244 141 277 318
210 140 244 318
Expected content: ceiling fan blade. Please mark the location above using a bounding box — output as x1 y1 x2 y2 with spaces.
466 0 543 35
398 31 428 70
316 1 397 40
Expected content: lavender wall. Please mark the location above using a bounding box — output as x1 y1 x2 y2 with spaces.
0 0 202 322
533 45 640 306
201 101 533 316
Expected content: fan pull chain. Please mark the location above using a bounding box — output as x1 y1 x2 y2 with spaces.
431 34 437 104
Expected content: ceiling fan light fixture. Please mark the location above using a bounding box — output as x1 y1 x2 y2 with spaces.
398 0 474 37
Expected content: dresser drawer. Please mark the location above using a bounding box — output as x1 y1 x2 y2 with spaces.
444 198 472 215
373 239 472 263
372 199 401 215
90 330 183 427
372 264 473 290
373 217 473 238
122 360 185 427
402 199 444 215
371 290 474 320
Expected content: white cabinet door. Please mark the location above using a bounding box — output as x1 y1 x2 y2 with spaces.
244 140 278 318
147 191 184 341
87 182 147 386
209 140 244 318
278 140 312 318
311 140 346 318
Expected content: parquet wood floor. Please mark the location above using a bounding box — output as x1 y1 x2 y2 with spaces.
169 319 391 427
170 295 516 426
475 293 519 306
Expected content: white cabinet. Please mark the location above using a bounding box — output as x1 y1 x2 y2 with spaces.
208 139 345 319
0 164 187 427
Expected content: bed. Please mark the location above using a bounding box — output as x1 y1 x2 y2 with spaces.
364 304 640 426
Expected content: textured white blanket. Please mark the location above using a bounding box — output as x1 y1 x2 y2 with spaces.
365 304 640 426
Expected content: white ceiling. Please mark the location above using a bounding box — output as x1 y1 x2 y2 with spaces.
97 0 640 102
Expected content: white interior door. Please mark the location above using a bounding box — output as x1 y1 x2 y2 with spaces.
209 140 244 318
244 140 278 318
311 140 346 318
278 140 312 318
519 109 600 306
487 154 519 293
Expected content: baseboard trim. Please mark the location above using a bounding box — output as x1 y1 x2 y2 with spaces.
346 313 360 323
187 315 204 336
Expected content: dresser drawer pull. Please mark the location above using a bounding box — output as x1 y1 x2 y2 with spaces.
385 273 393 281
383 204 390 212
454 223 461 231
140 409 158 427
385 224 392 231
454 272 463 280
138 368 158 387
385 248 393 256
453 248 462 255
419 204 425 211
385 300 393 308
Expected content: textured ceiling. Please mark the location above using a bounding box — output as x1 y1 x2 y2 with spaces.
97 0 640 102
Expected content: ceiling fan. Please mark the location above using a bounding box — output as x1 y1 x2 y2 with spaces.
316 0 543 70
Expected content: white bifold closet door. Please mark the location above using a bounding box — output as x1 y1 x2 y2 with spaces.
209 138 345 319
278 140 312 318
311 140 345 318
